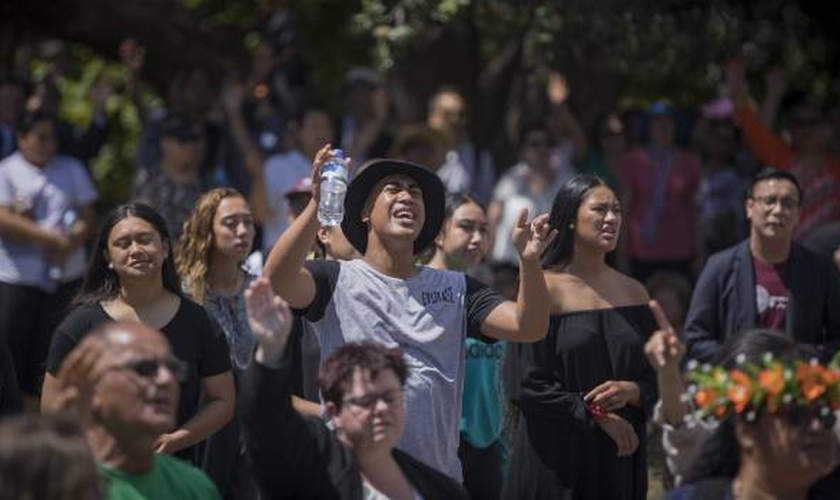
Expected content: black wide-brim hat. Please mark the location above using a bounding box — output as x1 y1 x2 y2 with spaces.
341 159 445 255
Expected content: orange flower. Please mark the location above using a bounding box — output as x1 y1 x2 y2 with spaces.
797 364 828 402
759 365 786 411
821 368 840 385
728 370 753 413
759 365 785 395
694 388 719 409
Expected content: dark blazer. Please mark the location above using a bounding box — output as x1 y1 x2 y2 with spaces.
684 240 840 362
242 353 468 500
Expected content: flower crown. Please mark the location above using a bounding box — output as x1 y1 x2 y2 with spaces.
685 353 840 424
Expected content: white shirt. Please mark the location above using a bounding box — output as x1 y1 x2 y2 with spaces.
491 162 570 263
262 149 311 254
0 152 98 289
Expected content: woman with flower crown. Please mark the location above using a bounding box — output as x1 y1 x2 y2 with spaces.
651 329 840 500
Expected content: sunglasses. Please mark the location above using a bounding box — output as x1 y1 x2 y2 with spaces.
111 356 188 382
781 406 837 430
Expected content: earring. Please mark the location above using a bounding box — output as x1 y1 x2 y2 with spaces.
568 223 575 229
107 262 114 269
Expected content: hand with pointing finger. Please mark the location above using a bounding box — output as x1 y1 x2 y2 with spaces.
644 299 686 372
645 299 689 426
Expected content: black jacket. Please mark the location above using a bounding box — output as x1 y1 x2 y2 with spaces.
684 240 840 363
242 353 468 500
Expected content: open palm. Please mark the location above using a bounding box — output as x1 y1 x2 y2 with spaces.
246 277 293 363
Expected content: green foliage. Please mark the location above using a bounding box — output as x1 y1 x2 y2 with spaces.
25 45 148 213
341 0 840 107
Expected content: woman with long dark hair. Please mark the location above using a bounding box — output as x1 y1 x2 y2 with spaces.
504 174 656 500
41 203 235 467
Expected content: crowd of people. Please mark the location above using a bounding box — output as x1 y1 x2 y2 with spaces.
1 14 840 500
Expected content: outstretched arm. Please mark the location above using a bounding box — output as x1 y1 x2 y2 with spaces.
480 210 557 342
546 71 588 162
242 278 336 498
262 145 336 309
724 58 795 168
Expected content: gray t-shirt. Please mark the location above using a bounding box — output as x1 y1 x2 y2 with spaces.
302 259 504 480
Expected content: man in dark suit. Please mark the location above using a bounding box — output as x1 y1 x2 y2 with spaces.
684 168 840 362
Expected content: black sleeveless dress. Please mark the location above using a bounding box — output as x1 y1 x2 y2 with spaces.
504 305 657 500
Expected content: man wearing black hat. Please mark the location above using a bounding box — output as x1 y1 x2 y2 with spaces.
264 145 555 480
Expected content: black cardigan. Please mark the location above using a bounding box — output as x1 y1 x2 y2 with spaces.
242 352 468 500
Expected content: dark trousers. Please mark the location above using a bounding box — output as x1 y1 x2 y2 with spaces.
0 279 80 396
459 437 503 500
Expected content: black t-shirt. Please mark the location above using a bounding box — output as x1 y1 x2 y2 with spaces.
46 298 232 431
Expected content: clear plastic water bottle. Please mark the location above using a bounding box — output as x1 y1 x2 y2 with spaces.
318 149 347 226
47 208 78 282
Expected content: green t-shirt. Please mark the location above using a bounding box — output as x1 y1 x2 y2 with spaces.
100 454 221 500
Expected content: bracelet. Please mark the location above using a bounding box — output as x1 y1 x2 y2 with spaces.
587 402 607 420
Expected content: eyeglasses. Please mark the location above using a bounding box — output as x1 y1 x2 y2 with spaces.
751 195 799 210
781 406 837 430
342 389 402 410
111 356 187 383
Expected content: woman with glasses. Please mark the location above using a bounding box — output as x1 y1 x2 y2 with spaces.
177 188 259 499
504 174 657 500
41 203 235 470
242 277 468 499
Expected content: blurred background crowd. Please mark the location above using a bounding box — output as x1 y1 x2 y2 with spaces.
3 1 840 498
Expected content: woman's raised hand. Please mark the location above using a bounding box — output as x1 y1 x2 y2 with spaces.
644 299 685 371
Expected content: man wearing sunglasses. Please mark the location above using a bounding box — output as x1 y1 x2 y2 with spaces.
685 168 840 363
49 321 221 499
131 112 208 242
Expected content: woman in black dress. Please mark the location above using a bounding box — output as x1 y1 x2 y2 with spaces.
504 174 657 500
41 203 235 467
